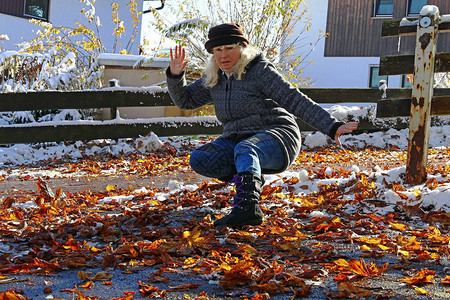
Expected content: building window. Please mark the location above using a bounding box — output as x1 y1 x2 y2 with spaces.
24 0 49 20
407 0 427 16
374 0 394 17
369 66 388 89
402 74 414 88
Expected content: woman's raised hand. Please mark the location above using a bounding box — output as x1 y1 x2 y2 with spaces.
169 45 188 75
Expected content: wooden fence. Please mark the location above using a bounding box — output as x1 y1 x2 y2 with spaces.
0 87 449 145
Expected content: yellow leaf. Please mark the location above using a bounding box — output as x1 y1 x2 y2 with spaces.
415 287 428 295
378 245 390 251
311 242 322 248
399 250 411 258
357 237 382 245
431 252 440 259
220 262 231 272
318 195 324 204
334 259 349 267
360 245 371 251
275 192 285 198
389 222 409 231
106 185 116 192
183 257 197 267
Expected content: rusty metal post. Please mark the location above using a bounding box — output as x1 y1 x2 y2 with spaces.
405 7 439 185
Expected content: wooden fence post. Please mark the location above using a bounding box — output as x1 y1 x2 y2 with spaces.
405 7 439 185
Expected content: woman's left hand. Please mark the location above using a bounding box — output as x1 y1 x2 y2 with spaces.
334 122 358 147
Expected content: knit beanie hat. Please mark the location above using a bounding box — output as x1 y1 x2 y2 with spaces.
205 23 249 53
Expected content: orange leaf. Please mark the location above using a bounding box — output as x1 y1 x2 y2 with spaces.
80 281 94 289
33 258 61 271
395 191 409 200
0 291 28 300
333 272 350 282
335 258 388 278
442 275 450 284
237 244 259 255
315 223 330 232
348 258 372 277
401 269 435 284
138 281 166 297
389 221 410 231
426 178 438 190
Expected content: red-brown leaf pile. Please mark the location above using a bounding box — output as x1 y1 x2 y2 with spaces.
0 143 449 299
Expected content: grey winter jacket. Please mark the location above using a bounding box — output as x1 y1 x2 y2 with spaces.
166 54 343 172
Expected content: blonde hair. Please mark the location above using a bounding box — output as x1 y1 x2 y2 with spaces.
203 45 260 88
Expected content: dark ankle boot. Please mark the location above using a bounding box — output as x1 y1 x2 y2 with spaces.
214 171 264 228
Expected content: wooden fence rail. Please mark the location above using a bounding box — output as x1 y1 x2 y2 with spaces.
0 87 449 145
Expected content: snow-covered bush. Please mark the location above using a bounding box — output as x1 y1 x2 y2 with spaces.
435 72 450 88
0 1 143 125
0 33 8 52
0 18 104 93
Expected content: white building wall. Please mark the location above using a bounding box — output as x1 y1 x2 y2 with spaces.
294 0 403 88
0 0 143 54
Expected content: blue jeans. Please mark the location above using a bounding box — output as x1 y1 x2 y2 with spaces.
189 133 286 179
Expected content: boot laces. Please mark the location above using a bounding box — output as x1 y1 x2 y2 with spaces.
229 175 245 208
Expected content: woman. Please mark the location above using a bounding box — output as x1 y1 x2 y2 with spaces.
166 23 358 228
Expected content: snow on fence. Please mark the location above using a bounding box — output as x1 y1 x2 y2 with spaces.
377 5 450 185
0 87 449 146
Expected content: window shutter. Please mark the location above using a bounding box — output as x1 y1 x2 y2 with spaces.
0 0 25 17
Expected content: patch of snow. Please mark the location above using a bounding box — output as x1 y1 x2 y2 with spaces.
327 105 370 122
135 132 164 153
421 187 450 211
14 200 39 210
168 180 183 191
97 53 170 69
304 132 328 148
420 5 439 16
297 170 310 183
400 18 419 27
99 195 134 204
310 211 329 218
